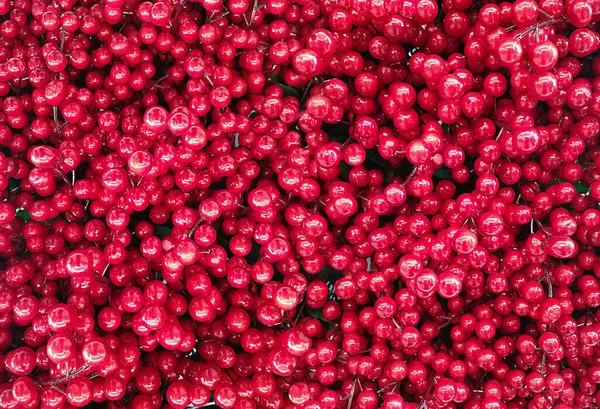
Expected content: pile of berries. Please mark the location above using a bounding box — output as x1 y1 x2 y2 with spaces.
2 0 600 408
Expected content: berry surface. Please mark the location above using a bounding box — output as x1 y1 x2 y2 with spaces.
1 1 600 409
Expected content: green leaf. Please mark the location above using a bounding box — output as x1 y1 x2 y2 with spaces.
575 182 589 195
16 209 31 221
306 307 325 321
305 306 334 331
247 242 262 263
434 166 452 180
153 225 172 238
364 149 391 170
544 180 590 195
8 177 20 194
15 210 61 224
281 84 301 98
271 74 302 98
318 265 332 280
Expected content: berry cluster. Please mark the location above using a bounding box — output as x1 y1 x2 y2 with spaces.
1 0 600 408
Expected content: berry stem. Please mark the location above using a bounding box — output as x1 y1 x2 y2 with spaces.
53 106 63 140
60 28 66 52
402 166 418 187
515 18 561 41
249 0 259 27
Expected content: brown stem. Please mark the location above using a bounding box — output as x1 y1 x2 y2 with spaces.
203 72 214 87
60 28 66 51
515 18 560 41
534 218 550 237
294 298 305 324
544 266 553 298
56 168 71 186
249 0 259 26
540 353 547 375
45 364 90 385
392 316 402 330
50 383 66 395
402 167 418 187
102 263 111 276
346 378 357 409
150 75 169 90
53 106 63 140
